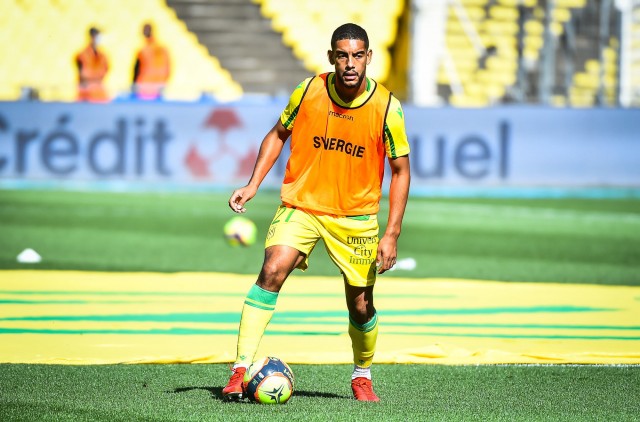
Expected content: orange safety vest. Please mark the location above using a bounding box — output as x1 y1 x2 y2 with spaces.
134 38 170 99
281 73 392 216
76 45 109 102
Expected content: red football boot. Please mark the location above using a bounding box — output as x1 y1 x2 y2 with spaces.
351 377 380 402
222 366 246 401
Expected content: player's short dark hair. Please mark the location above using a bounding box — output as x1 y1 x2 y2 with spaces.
89 27 99 37
331 23 369 50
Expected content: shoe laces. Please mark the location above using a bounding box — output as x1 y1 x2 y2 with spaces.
230 367 246 383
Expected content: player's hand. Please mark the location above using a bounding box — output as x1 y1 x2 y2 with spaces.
376 236 397 274
228 185 257 213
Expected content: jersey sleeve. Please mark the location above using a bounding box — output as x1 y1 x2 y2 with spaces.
384 95 410 159
280 77 314 130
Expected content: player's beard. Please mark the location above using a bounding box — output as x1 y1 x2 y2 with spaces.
337 70 366 91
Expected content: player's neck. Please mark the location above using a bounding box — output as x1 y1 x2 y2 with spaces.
333 75 367 103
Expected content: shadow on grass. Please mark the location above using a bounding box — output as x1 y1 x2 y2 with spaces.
170 387 348 401
171 386 222 399
292 390 349 399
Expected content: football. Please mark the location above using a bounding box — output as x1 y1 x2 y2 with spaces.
223 216 257 246
242 356 295 404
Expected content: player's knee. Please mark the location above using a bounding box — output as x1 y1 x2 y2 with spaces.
257 262 288 292
349 303 375 325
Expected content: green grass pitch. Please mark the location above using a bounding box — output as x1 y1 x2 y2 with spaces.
0 189 639 284
0 189 639 421
0 363 638 421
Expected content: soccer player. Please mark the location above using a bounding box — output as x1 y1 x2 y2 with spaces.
223 23 410 402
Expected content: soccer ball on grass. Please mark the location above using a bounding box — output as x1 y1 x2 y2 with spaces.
243 356 295 404
223 216 257 247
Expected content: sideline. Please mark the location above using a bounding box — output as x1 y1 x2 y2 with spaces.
2 181 640 199
0 270 638 364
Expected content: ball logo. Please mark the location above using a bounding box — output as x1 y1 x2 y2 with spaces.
261 384 286 404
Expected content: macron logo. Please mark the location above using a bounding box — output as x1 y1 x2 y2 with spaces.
328 110 354 121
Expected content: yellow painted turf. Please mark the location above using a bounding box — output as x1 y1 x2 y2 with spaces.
0 270 638 364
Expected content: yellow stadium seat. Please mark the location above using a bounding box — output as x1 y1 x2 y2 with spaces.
450 93 490 107
585 60 601 74
574 72 599 89
459 6 487 21
551 21 564 36
569 87 596 107
497 0 536 6
524 35 544 51
483 20 519 35
551 95 567 107
0 0 241 101
603 47 617 61
556 0 586 8
489 5 519 21
525 20 544 36
523 47 540 61
460 0 489 6
485 83 506 99
256 0 404 82
553 7 572 23
603 75 617 88
486 56 518 72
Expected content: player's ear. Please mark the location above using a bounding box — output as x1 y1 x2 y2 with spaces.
366 49 372 65
327 50 335 65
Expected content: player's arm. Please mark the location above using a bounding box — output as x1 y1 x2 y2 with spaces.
377 95 411 273
76 56 84 83
228 120 291 213
133 58 140 84
377 155 410 273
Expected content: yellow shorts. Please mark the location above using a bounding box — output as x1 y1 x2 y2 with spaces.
265 205 379 287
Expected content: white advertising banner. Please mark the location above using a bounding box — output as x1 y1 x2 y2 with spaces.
0 102 638 190
406 107 640 187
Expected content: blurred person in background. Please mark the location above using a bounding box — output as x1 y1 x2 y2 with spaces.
75 27 109 102
132 23 171 100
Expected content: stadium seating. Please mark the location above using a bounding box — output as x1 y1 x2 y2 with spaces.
438 0 621 107
0 0 242 102
1 0 631 106
252 0 404 83
626 0 640 106
570 42 619 107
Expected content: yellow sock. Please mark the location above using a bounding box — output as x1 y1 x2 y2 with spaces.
235 284 278 367
348 312 378 368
